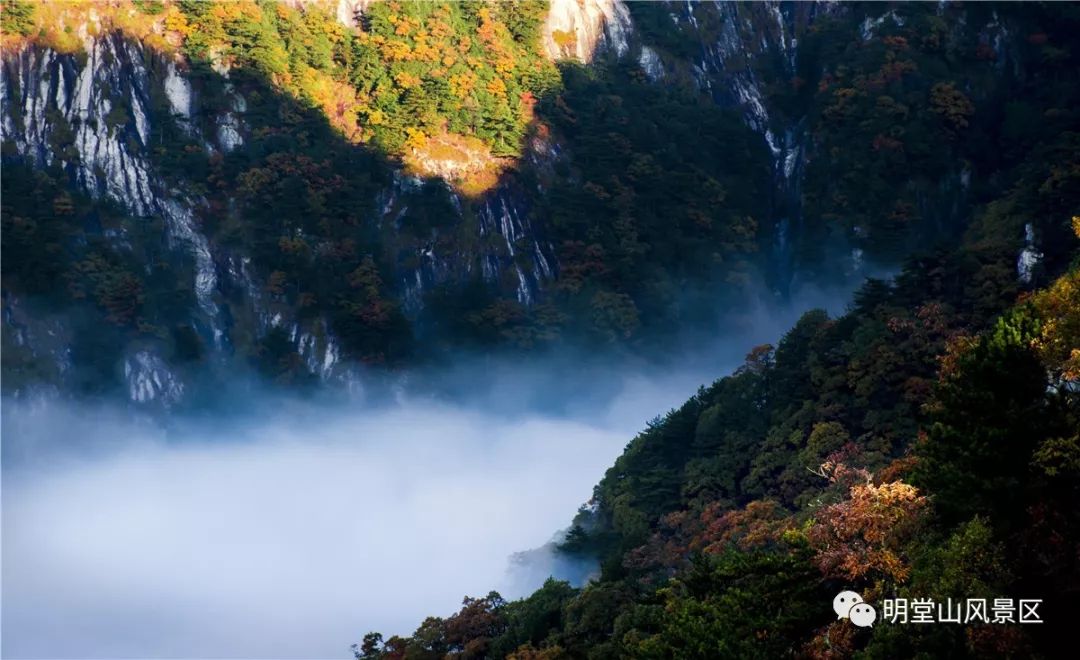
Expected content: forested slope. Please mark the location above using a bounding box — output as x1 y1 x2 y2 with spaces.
343 6 1080 656
350 31 1080 648
357 215 1080 659
3 1 1077 405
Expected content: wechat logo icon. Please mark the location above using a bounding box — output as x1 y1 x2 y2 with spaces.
833 590 877 628
833 590 862 619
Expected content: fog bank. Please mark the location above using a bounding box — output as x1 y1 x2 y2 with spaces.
1 281 865 658
2 391 671 658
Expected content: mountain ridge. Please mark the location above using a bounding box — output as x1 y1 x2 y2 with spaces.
1 1 1070 409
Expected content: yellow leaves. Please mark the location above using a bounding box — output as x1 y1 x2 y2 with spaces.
428 17 452 41
449 71 477 99
298 68 364 142
365 108 386 126
164 7 192 38
380 38 413 62
401 131 506 198
1032 435 1080 479
506 644 565 660
1028 269 1080 381
391 13 419 37
493 55 516 76
485 76 507 98
859 480 922 510
1063 348 1080 382
210 0 259 25
404 127 427 151
833 87 858 101
393 70 421 89
104 1 164 45
701 499 795 553
457 168 501 199
823 87 859 122
413 41 440 63
317 13 346 45
3 0 172 54
22 0 549 195
808 472 927 584
5 0 550 173
476 5 505 51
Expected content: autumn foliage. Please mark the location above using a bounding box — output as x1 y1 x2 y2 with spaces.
808 471 927 583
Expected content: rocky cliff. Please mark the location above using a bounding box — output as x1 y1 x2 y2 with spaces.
2 1 1059 406
1 9 561 402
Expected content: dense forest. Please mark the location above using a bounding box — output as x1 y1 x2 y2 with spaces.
344 3 1079 658
1 0 777 394
6 0 1077 400
355 222 1080 658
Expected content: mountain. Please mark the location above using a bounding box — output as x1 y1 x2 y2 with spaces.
2 1 1079 658
351 49 1080 654
358 245 1079 657
4 0 1072 407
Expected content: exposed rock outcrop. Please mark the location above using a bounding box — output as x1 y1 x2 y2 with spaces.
0 27 559 404
543 0 632 62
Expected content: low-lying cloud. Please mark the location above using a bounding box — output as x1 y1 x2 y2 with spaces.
1 387 684 659
1 279 866 659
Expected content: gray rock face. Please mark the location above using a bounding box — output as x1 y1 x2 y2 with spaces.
657 1 816 292
3 38 221 319
0 31 559 404
543 0 633 62
639 1 1030 292
1 2 1036 405
638 46 664 82
1017 222 1043 285
124 350 184 406
2 35 226 378
0 37 322 401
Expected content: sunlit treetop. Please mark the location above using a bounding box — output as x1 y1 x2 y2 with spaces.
0 0 560 193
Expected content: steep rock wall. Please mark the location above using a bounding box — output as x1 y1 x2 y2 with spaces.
0 32 556 404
